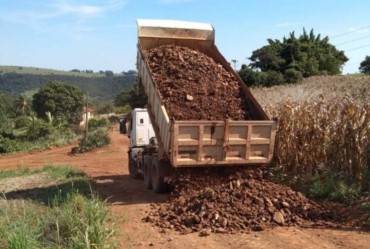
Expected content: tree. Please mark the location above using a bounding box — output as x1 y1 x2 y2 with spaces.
114 84 147 109
359 56 370 74
105 70 114 77
32 81 84 124
13 94 31 116
244 29 348 87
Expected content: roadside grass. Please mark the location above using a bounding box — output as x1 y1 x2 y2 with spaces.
0 166 117 249
0 126 78 155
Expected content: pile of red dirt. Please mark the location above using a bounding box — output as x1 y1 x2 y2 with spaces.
144 167 340 235
145 45 251 120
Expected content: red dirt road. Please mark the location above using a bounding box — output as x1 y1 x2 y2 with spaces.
0 125 369 249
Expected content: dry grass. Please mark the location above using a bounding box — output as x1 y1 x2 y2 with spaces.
252 75 370 108
252 76 370 188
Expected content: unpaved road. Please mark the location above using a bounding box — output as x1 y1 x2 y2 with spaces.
0 125 369 249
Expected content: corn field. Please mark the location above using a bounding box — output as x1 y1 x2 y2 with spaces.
265 96 369 188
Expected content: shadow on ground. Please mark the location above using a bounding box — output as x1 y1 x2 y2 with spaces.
92 174 169 205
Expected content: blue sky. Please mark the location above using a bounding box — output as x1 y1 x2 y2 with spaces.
1 0 370 74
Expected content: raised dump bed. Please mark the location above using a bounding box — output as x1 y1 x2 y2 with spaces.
136 19 277 167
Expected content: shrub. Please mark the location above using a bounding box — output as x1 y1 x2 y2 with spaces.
263 71 285 86
79 128 110 152
308 173 360 203
284 68 303 83
0 135 19 153
26 120 54 140
14 116 31 129
88 118 110 131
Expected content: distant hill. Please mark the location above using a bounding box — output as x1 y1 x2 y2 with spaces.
0 66 136 100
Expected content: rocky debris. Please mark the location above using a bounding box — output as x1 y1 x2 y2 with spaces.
145 45 251 120
144 167 337 234
199 229 211 237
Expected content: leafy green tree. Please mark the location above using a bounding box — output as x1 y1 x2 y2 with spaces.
244 29 348 87
359 56 370 74
114 84 147 109
32 81 84 124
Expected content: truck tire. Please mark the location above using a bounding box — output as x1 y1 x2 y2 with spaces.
128 154 140 179
151 157 171 193
143 156 152 189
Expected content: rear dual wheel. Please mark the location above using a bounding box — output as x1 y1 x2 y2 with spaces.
128 154 140 179
151 157 171 193
143 156 152 189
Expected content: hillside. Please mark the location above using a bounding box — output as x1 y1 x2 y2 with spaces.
0 66 136 100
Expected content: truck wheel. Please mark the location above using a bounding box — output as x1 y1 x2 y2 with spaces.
143 156 152 189
128 155 140 179
151 157 171 193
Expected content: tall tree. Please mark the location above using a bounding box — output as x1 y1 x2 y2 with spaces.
32 81 84 124
359 56 370 74
244 29 348 86
13 94 31 116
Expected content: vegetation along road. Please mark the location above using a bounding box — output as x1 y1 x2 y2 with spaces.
0 124 368 249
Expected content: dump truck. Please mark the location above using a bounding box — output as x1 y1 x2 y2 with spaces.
127 19 277 192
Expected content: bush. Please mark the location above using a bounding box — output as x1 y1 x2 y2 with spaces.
14 116 31 129
26 120 54 140
284 68 303 83
0 135 19 153
263 71 285 86
88 118 110 131
308 173 360 203
79 128 110 152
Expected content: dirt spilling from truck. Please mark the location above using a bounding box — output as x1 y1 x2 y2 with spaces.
145 45 251 120
144 167 343 235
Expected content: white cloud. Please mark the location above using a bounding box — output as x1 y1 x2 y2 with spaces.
54 2 104 16
0 0 127 24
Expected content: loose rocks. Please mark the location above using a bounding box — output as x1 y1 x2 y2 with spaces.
145 45 251 120
145 167 336 234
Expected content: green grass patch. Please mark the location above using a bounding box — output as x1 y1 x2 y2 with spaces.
307 172 360 203
0 165 84 181
0 167 34 180
0 165 117 249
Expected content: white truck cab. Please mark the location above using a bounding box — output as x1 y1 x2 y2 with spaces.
129 108 155 147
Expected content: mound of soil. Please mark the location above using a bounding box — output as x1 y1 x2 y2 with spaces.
144 167 338 234
145 45 251 120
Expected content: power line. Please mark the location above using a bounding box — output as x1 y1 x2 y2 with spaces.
345 44 370 52
330 26 370 39
336 34 370 46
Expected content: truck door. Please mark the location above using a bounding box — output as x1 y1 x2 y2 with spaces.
135 110 154 146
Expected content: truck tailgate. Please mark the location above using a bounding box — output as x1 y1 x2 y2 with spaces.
171 120 277 167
